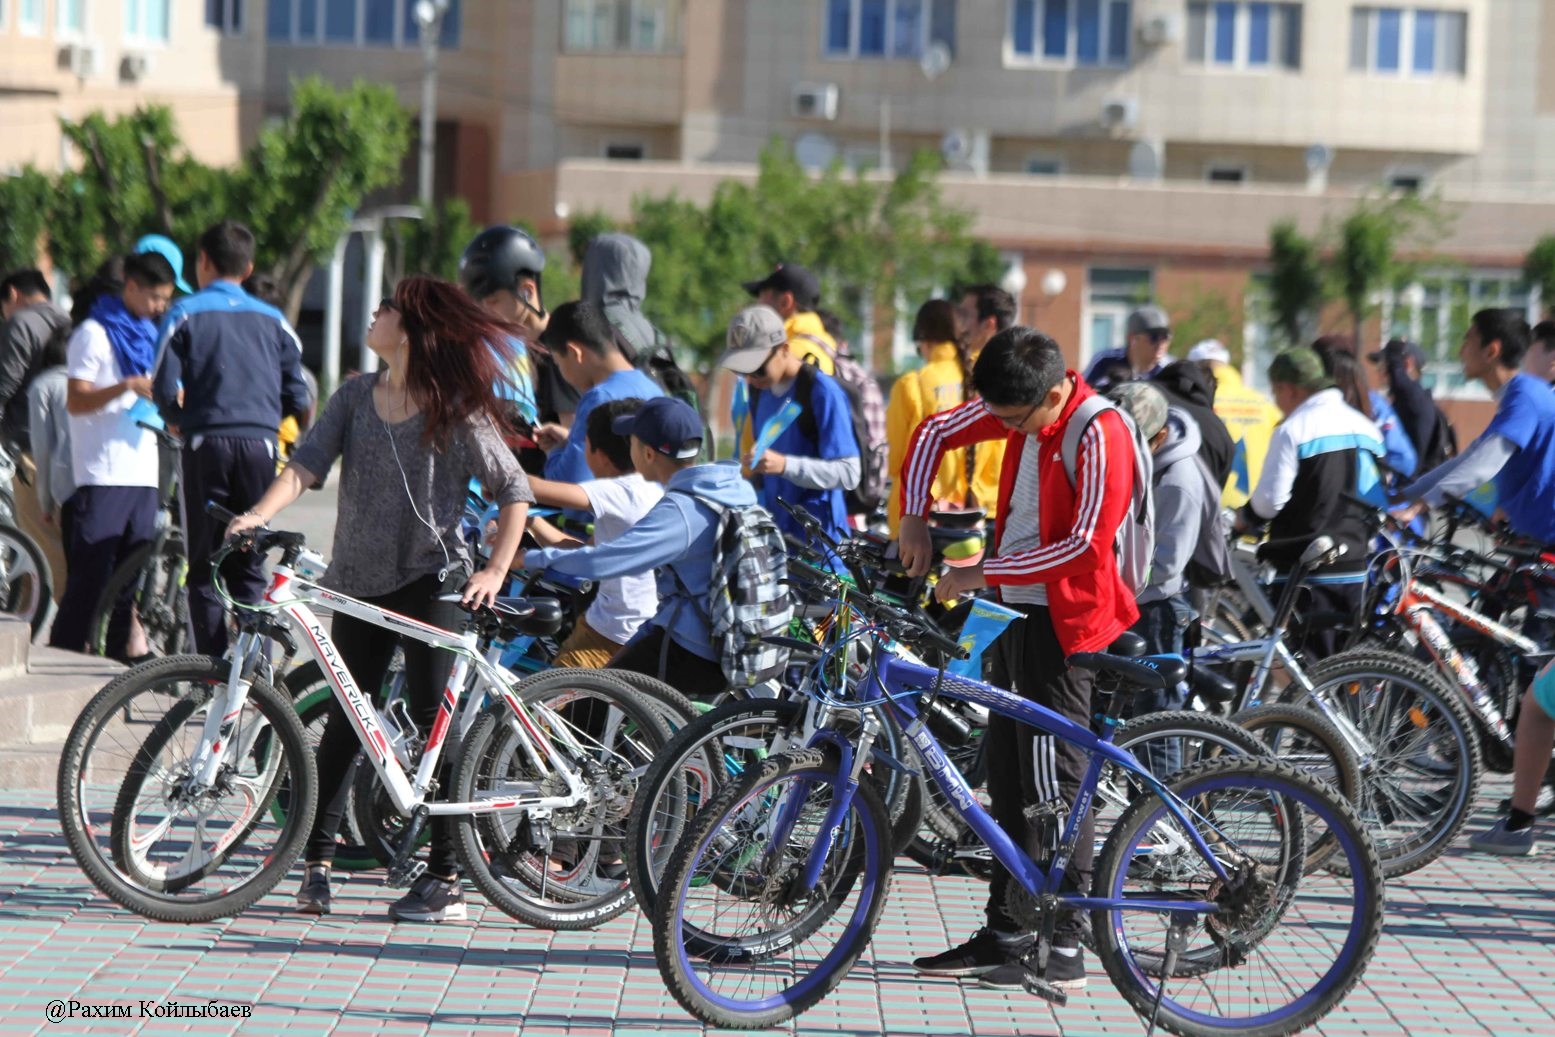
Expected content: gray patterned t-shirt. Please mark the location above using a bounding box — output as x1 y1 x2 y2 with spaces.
289 372 533 597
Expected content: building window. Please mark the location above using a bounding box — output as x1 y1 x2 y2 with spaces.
268 0 292 38
324 0 355 41
124 0 170 41
365 0 394 44
826 0 954 59
299 0 318 38
1386 168 1425 193
57 0 86 35
605 143 645 160
19 0 41 34
1351 7 1466 76
1206 163 1247 183
565 0 681 52
206 0 243 34
1186 2 1301 70
1025 155 1063 175
1009 0 1131 66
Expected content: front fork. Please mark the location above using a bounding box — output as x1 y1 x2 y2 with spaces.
189 631 266 787
766 709 881 893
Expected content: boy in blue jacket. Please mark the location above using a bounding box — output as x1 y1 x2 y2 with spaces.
516 396 748 700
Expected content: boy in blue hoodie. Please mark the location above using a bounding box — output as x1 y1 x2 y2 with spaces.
516 396 750 700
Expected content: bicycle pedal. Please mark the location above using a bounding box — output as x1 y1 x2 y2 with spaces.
1019 970 1068 1007
386 859 427 889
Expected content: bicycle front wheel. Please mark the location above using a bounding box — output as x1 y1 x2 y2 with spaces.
652 745 893 1030
453 669 671 930
58 655 316 922
1092 757 1384 1037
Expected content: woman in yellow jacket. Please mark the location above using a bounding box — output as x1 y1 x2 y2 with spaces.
887 300 1003 534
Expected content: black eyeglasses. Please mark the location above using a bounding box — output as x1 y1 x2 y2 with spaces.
742 346 782 381
986 399 1040 430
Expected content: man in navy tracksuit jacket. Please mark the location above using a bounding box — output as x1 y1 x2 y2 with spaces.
153 221 311 653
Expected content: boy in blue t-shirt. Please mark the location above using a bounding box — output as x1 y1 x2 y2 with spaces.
720 305 859 551
1395 308 1555 545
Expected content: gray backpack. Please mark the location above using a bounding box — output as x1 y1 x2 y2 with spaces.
1060 395 1156 599
1184 454 1234 587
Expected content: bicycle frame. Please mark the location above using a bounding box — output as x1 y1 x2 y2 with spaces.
188 561 591 824
786 649 1224 916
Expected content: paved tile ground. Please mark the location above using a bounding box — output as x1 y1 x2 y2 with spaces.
3 783 1553 1037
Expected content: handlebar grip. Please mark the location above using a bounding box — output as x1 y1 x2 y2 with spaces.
206 500 240 526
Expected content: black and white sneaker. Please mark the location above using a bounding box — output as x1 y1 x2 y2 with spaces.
387 875 467 923
1498 785 1555 816
913 928 1030 977
295 864 332 915
979 947 1087 992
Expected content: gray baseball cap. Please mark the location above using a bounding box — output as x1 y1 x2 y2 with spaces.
719 305 788 374
1126 305 1171 337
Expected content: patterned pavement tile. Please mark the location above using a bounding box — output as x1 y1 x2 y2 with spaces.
3 783 1554 1036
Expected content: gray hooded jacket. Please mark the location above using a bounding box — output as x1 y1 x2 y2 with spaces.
581 232 656 356
1143 405 1207 604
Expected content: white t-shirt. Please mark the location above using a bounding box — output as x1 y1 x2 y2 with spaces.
579 473 665 645
997 436 1048 606
65 320 158 489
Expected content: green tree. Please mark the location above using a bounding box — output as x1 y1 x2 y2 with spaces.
241 77 412 319
0 169 51 274
1165 283 1245 366
385 197 479 284
1330 193 1452 349
1523 235 1555 318
1266 220 1328 348
627 140 1002 369
566 209 618 267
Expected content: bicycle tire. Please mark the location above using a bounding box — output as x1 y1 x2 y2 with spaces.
58 654 317 923
0 520 50 636
88 536 189 659
652 745 893 1030
626 698 803 917
1232 702 1361 873
453 669 672 930
1091 757 1384 1037
1303 648 1480 878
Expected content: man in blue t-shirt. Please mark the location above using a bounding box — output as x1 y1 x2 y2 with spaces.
535 301 662 502
720 305 859 552
1394 308 1555 546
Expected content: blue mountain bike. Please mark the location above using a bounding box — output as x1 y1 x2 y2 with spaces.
650 593 1385 1036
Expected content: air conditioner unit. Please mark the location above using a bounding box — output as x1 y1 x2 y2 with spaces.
1100 97 1139 133
57 42 99 79
792 83 840 121
120 52 151 83
1138 14 1183 47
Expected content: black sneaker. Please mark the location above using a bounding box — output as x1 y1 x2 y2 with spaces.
980 947 1087 992
295 865 331 915
913 928 1030 977
387 875 467 923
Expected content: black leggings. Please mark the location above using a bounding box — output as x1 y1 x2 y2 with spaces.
606 625 728 702
305 572 464 874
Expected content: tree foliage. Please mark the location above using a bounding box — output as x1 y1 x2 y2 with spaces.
1266 220 1327 349
17 78 410 323
0 169 51 275
1329 193 1452 348
1523 235 1555 318
385 197 479 285
1165 283 1245 366
625 140 1003 370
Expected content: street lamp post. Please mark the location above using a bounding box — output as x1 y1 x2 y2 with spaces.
415 0 450 208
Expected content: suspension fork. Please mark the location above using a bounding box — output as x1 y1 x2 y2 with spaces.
189 631 266 786
1279 645 1377 766
791 714 881 892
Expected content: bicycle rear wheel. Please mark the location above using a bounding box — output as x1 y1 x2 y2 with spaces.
58 655 316 922
0 520 50 636
1302 648 1480 877
1091 757 1384 1037
652 746 892 1030
1232 703 1361 873
453 669 671 929
89 536 190 659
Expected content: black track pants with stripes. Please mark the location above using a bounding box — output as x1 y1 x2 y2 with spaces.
982 603 1096 945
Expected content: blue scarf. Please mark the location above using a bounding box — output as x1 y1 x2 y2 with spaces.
90 294 158 378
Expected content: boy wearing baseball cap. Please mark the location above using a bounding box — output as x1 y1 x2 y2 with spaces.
515 396 755 699
721 304 860 552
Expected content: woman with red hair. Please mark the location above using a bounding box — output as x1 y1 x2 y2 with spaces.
227 275 533 923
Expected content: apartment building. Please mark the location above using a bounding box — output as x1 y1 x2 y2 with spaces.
6 1 1554 423
0 0 260 169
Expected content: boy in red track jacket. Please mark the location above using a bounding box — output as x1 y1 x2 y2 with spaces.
900 328 1138 994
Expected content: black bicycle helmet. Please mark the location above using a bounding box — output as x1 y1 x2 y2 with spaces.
460 225 546 300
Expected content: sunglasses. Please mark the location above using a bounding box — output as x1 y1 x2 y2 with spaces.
741 346 782 381
377 297 400 315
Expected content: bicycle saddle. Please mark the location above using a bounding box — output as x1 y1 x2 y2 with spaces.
1066 651 1172 691
929 507 986 531
929 525 984 547
1107 631 1147 657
